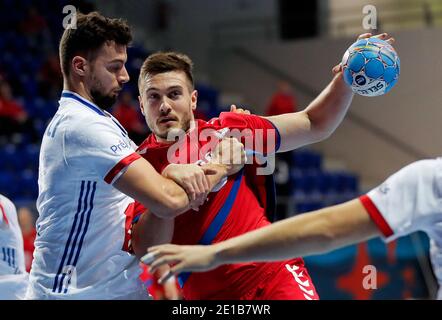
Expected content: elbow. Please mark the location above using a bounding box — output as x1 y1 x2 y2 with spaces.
308 127 333 144
306 112 337 143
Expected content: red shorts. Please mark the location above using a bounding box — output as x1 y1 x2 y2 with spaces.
241 262 319 300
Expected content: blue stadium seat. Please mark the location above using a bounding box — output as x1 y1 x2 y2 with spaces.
18 169 38 199
296 201 323 214
0 171 19 199
292 149 322 170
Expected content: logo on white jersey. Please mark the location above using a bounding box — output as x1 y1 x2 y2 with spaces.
110 140 130 154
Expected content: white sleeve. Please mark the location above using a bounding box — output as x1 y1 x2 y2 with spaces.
0 195 16 227
360 159 442 242
64 117 141 184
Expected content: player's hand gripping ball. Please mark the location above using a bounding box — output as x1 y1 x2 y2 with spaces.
342 37 400 97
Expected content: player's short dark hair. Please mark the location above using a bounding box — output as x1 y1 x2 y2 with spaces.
59 11 132 76
138 52 194 93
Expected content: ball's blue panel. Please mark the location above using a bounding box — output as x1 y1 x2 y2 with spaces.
380 52 395 66
368 37 389 46
383 66 397 83
343 67 354 85
365 59 384 79
348 53 365 73
380 46 397 62
349 39 368 50
362 49 379 60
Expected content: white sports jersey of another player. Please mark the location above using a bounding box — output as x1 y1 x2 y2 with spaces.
360 158 442 299
0 194 28 299
26 90 149 300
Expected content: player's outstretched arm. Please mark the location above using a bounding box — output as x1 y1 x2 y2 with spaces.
142 198 381 283
265 33 395 152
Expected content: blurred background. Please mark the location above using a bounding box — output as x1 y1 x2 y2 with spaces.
1 0 441 299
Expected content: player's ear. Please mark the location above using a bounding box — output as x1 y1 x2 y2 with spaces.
138 95 146 116
191 90 198 111
71 56 88 77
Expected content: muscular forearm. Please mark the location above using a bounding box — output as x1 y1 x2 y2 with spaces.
304 72 354 139
266 73 354 152
212 199 379 265
132 211 175 259
115 159 191 219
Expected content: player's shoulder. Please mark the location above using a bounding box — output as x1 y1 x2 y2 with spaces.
0 194 17 214
397 158 442 179
211 111 262 126
61 106 117 139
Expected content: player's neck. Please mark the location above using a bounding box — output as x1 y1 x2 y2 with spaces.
63 81 96 107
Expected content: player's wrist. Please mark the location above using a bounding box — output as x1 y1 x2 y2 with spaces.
205 162 228 178
212 242 233 267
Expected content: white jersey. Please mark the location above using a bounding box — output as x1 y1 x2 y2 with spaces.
0 194 28 299
360 159 442 299
27 90 149 300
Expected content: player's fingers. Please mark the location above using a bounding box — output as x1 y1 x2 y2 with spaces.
357 32 372 40
182 177 196 201
191 177 202 196
141 251 160 265
194 174 207 200
386 37 395 44
147 243 176 253
332 63 342 74
142 246 179 264
241 148 247 164
230 104 237 112
149 256 180 273
158 262 188 284
372 32 389 39
199 172 210 193
187 187 196 201
158 270 176 285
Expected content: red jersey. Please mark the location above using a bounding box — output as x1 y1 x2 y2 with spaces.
136 112 307 299
22 228 36 272
265 93 297 116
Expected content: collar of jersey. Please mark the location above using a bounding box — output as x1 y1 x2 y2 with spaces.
61 90 106 116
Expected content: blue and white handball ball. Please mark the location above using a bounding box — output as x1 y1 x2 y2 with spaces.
342 37 400 97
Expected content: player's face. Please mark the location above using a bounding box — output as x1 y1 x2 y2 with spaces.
139 71 197 142
85 41 129 110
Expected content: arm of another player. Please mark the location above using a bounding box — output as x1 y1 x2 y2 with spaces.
130 164 223 259
143 198 381 283
114 157 197 219
265 33 395 152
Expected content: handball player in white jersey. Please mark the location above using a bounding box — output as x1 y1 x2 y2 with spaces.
146 159 442 299
27 12 239 300
0 194 28 299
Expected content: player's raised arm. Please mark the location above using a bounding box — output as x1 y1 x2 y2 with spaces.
265 33 394 152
